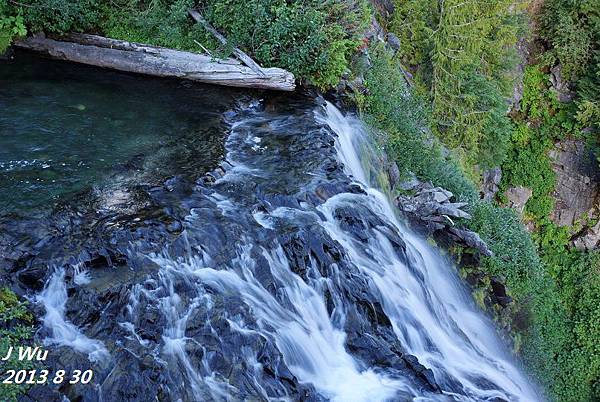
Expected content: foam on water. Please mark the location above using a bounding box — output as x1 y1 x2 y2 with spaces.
317 101 542 401
32 99 542 401
37 268 109 363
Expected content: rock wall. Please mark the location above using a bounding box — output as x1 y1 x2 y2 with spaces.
549 139 599 227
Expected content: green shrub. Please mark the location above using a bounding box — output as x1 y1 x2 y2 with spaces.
538 0 600 168
362 45 477 199
0 0 26 52
201 0 370 88
468 202 600 401
103 0 203 51
538 0 600 82
501 66 579 221
0 288 37 402
22 0 101 33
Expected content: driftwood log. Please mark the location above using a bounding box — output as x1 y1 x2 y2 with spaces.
14 33 295 91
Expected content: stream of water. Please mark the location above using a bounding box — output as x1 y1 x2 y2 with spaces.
2 55 541 401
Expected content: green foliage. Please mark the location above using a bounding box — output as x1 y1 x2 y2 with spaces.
501 66 578 220
0 288 36 401
201 0 370 88
539 0 600 166
0 0 26 52
103 0 203 51
538 0 600 82
467 202 541 296
22 0 101 33
535 224 600 401
362 45 477 199
502 122 556 219
468 202 600 401
497 60 599 400
390 0 526 167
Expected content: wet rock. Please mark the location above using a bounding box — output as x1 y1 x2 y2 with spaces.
549 139 599 227
22 384 64 402
481 167 502 201
503 186 532 215
402 354 441 392
166 220 183 233
17 264 48 290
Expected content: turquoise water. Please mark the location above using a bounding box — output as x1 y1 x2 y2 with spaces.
0 52 239 213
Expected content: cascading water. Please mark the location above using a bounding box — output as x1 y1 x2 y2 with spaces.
32 96 541 401
315 102 541 401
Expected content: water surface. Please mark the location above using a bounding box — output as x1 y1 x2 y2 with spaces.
0 52 240 213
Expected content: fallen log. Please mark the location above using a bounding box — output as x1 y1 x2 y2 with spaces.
14 33 295 91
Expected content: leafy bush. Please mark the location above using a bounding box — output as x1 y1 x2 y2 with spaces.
22 0 101 33
495 59 599 401
0 288 37 401
538 0 600 82
201 0 370 88
500 66 579 220
103 0 203 51
362 45 477 199
468 202 600 401
538 0 600 167
0 0 26 52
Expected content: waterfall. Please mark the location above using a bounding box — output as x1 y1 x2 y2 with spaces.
316 101 541 401
33 98 541 402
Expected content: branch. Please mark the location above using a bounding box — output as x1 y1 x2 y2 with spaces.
188 9 265 77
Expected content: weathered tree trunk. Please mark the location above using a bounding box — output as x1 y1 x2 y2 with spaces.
14 33 295 91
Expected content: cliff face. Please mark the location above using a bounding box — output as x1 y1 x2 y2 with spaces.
547 139 600 250
549 139 599 228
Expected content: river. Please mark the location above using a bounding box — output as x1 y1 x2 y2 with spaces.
1 54 541 401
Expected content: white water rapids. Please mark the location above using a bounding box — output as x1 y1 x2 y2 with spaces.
315 102 541 401
36 100 541 401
